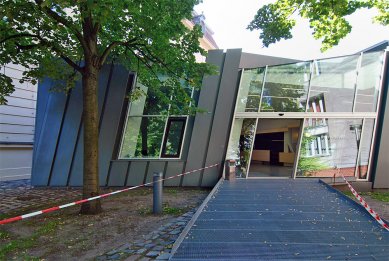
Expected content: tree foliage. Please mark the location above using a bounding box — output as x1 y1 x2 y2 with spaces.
248 0 389 51
0 0 211 104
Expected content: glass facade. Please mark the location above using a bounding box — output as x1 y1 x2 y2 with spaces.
229 50 385 180
119 82 190 159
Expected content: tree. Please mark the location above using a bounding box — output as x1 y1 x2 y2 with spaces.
0 0 211 214
248 0 389 51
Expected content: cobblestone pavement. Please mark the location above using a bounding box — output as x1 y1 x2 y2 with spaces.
97 210 195 261
0 179 81 214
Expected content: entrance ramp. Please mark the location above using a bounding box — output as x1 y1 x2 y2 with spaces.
171 179 389 260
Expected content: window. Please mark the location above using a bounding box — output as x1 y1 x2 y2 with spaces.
119 82 190 159
161 117 186 158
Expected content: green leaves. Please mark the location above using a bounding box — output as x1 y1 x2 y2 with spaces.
248 0 386 51
0 0 212 109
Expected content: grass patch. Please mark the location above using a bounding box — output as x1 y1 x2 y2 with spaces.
138 203 189 216
342 191 389 202
0 219 61 260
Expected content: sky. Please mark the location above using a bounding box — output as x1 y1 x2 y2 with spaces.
194 0 389 60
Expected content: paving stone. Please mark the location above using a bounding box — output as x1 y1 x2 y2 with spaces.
144 243 156 249
152 245 164 251
138 258 151 261
169 229 181 235
156 253 171 260
136 248 147 254
123 255 142 261
105 249 118 256
117 243 132 251
122 249 136 254
108 253 121 260
146 250 161 257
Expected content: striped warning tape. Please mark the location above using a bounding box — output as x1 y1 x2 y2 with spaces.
0 163 219 225
341 174 389 231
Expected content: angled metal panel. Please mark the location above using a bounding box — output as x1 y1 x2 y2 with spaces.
164 161 185 186
145 161 165 185
126 161 147 186
202 49 242 187
98 66 132 185
49 81 83 186
31 80 67 186
183 50 225 186
107 161 129 186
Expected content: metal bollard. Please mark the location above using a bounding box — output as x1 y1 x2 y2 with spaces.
153 172 163 214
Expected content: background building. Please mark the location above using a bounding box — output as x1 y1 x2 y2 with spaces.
0 64 37 181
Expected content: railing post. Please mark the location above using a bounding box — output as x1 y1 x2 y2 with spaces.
153 172 163 214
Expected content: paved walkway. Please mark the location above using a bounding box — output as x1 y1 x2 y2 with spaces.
171 179 389 260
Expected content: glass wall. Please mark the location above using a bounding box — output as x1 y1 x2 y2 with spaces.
226 118 256 178
356 119 375 179
119 82 190 159
354 52 384 112
236 68 265 112
229 50 385 179
308 55 359 112
234 51 384 114
261 62 310 112
297 118 363 177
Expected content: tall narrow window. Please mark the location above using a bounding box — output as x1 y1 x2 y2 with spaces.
161 117 186 158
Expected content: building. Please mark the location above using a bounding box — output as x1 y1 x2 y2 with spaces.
0 15 216 182
31 41 389 189
0 64 37 181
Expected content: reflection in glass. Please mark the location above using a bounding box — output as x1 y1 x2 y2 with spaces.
161 118 186 158
308 55 359 112
357 119 375 179
236 68 265 112
226 118 256 178
354 52 384 112
119 116 166 158
129 83 170 116
260 62 310 112
297 118 362 177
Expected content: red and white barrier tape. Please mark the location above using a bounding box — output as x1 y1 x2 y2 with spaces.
341 174 389 231
0 163 219 225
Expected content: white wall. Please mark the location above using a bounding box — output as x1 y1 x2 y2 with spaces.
0 64 37 181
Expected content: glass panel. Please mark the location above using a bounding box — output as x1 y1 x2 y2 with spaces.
260 62 310 112
357 119 375 179
297 118 362 177
308 55 359 112
236 68 265 112
354 51 384 112
129 83 170 116
226 118 256 178
119 116 166 158
161 118 186 158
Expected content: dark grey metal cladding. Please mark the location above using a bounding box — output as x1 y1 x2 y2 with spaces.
56 64 112 186
98 66 132 185
183 50 225 186
202 49 242 187
68 125 84 186
31 79 68 186
373 51 389 188
126 161 147 186
107 161 129 186
49 81 83 186
164 161 185 186
145 161 166 185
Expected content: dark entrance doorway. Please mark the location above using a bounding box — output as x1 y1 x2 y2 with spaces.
248 119 302 178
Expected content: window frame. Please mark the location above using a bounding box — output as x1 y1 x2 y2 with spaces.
161 117 187 158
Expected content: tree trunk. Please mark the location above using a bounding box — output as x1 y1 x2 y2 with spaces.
80 63 102 214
